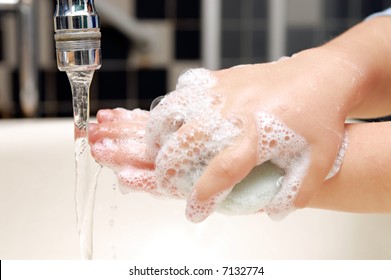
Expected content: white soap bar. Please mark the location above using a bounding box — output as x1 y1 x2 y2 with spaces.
218 161 284 215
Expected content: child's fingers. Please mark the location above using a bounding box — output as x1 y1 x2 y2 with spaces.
88 121 146 145
91 140 153 169
97 108 149 123
185 129 258 222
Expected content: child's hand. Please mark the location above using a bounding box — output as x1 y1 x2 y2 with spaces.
89 108 160 195
144 47 356 221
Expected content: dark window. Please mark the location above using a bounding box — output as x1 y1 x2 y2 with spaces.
136 0 166 19
175 29 200 59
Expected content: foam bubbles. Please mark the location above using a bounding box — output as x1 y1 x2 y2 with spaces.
176 68 216 89
117 167 156 194
253 112 310 218
255 112 308 167
151 95 242 199
186 189 231 223
326 131 349 179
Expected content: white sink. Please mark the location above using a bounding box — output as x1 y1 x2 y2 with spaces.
1 119 390 259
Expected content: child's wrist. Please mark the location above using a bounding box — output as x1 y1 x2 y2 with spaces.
293 46 367 119
320 17 391 118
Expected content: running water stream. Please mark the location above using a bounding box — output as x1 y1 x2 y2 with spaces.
67 70 101 259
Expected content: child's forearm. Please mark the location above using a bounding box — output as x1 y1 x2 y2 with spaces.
308 121 391 213
322 16 391 119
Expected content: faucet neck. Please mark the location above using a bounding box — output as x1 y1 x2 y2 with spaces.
54 0 100 31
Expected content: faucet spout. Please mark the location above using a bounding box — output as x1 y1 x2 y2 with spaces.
54 0 102 72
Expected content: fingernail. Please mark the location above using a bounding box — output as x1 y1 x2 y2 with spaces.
97 110 112 121
88 123 98 134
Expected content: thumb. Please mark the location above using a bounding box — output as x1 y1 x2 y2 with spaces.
185 129 258 223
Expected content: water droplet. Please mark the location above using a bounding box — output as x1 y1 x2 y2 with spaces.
110 205 118 210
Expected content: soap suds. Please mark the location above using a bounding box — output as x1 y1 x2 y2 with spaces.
185 189 232 223
326 131 349 180
254 112 310 218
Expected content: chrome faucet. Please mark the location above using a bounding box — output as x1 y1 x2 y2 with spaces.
54 0 102 72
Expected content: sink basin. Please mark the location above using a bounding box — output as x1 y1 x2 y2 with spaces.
1 119 390 259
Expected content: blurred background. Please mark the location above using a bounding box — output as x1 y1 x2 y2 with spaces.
0 0 390 119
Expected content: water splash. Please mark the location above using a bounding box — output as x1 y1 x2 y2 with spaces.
67 70 101 259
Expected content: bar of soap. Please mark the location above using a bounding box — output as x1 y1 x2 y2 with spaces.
217 161 284 215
